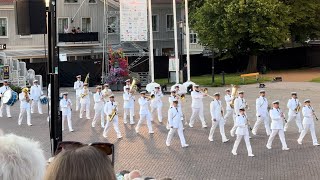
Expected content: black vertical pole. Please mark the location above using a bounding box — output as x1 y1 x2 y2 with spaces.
211 51 215 84
48 0 62 156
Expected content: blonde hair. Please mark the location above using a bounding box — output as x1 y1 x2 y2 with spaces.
0 134 46 180
45 146 116 180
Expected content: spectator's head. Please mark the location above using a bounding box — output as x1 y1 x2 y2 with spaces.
124 170 142 180
0 133 46 180
45 146 116 180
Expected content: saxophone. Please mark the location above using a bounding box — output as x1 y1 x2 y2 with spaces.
80 87 88 98
108 105 117 122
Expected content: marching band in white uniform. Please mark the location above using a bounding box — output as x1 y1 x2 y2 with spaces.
3 76 320 153
73 75 84 111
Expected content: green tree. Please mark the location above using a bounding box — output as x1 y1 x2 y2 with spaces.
280 0 320 44
191 0 292 72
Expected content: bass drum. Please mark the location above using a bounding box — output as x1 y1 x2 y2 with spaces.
6 90 18 106
40 95 48 105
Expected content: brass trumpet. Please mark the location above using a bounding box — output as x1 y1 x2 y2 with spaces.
144 94 155 100
176 94 186 100
230 84 239 108
200 88 215 99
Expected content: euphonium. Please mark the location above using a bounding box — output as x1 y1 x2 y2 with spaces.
80 87 88 98
108 105 117 122
229 84 239 108
129 78 138 94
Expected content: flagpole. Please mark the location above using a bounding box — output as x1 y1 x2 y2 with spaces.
148 0 154 82
185 0 190 81
173 0 179 83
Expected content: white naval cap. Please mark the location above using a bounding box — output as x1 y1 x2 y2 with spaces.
125 79 131 82
194 84 199 87
104 83 109 86
304 99 311 103
291 92 297 95
96 86 102 89
3 80 8 83
238 91 244 94
140 91 147 94
171 90 176 93
76 75 81 78
259 90 266 93
62 92 68 95
33 80 38 83
272 100 280 104
225 88 231 92
214 92 220 96
109 94 115 98
155 84 160 88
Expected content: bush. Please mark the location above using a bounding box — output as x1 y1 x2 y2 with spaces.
10 85 22 94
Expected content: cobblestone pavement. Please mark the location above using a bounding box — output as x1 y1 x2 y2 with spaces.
1 82 320 179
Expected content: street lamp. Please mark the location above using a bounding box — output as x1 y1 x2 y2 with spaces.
178 20 184 72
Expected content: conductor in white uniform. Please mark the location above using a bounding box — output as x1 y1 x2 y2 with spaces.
30 80 43 114
189 85 207 128
285 92 303 133
60 92 74 132
208 93 229 143
166 100 189 148
73 75 83 111
252 90 271 136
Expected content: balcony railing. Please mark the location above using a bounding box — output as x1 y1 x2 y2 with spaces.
58 32 99 43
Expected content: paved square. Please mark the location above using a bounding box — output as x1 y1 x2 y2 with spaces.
1 82 320 179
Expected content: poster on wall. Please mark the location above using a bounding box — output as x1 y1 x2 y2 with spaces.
169 57 178 72
3 65 9 80
120 0 148 41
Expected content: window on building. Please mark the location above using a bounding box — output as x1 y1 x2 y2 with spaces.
81 18 91 32
64 0 78 3
0 18 8 37
58 18 69 33
190 32 198 44
166 15 174 31
152 15 159 32
89 0 96 3
108 16 118 33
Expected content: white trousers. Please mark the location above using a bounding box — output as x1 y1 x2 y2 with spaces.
284 115 303 132
166 127 187 146
18 107 31 125
136 113 153 132
123 108 134 124
75 96 81 111
209 119 228 142
80 102 90 119
103 116 121 138
267 129 288 149
230 114 237 136
92 107 105 127
223 110 233 123
0 102 11 117
232 134 253 155
189 107 207 127
151 105 163 122
62 113 73 131
31 100 42 114
252 115 271 135
298 123 318 145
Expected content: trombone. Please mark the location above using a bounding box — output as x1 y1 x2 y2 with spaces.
200 88 215 99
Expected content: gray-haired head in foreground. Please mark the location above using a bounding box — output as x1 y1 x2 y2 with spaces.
0 133 46 180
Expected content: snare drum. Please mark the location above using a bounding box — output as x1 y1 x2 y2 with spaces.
40 95 48 105
4 90 18 106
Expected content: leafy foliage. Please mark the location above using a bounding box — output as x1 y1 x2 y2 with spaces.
191 0 292 57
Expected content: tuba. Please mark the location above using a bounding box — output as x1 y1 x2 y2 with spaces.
229 85 239 108
108 105 117 122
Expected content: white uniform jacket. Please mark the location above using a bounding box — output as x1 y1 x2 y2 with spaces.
224 94 233 111
235 115 249 136
93 92 104 110
104 101 118 116
150 91 163 108
79 88 91 103
234 97 247 115
138 97 150 115
269 108 285 130
30 85 43 101
302 106 315 124
19 93 31 108
210 100 224 121
123 92 135 109
123 85 130 92
74 81 84 97
0 85 10 97
191 91 204 108
287 98 301 116
168 107 182 128
256 96 268 117
60 98 72 115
